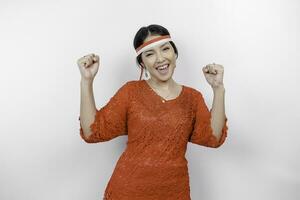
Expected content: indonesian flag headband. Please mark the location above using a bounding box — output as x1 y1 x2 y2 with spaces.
135 35 172 80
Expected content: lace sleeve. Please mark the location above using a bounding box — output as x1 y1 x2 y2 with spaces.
79 81 130 143
189 91 228 148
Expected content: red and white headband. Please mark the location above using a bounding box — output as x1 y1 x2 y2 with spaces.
135 35 172 56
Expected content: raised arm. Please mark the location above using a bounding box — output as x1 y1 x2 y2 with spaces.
210 85 226 141
79 79 97 138
77 53 130 143
77 53 100 141
188 63 229 148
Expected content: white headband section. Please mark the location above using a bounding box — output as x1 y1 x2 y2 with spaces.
136 38 172 56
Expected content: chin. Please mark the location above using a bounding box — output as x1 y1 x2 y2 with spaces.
149 65 175 81
155 73 173 82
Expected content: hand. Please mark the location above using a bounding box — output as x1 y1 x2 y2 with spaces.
77 53 100 81
202 63 224 89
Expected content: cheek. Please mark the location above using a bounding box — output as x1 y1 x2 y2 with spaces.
168 55 177 64
144 58 156 68
165 50 176 59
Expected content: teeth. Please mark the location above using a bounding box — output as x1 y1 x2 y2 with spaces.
157 64 168 70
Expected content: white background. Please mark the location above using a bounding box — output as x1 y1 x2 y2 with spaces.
1 0 299 199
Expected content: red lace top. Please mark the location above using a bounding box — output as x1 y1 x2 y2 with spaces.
79 79 228 200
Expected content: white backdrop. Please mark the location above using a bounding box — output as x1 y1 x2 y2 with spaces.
1 0 299 199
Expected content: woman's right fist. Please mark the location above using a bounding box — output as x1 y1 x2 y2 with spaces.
77 53 100 81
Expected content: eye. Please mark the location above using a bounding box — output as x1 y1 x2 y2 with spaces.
145 53 153 57
163 47 170 51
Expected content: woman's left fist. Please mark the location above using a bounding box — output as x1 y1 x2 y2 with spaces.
202 63 224 89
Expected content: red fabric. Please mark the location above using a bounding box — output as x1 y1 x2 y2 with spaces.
135 35 171 52
79 80 228 200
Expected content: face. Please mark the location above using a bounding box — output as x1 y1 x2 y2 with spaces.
140 35 177 82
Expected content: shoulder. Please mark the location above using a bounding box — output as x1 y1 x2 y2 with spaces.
117 80 143 97
125 80 140 86
181 84 207 107
122 80 142 90
118 80 138 89
182 84 203 98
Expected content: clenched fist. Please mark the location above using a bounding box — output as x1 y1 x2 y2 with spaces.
77 53 100 81
202 63 224 89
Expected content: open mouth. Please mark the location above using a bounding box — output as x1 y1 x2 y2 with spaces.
156 64 169 75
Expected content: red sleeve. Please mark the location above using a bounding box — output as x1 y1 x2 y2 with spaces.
189 90 228 148
79 81 130 143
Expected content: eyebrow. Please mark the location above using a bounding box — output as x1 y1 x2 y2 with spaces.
144 43 169 53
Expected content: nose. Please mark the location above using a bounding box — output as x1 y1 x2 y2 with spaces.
156 51 165 63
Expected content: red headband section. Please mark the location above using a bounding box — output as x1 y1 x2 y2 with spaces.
135 35 171 53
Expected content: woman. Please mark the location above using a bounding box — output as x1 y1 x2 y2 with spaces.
78 24 228 200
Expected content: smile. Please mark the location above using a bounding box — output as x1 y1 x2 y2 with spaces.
156 64 169 70
156 64 169 75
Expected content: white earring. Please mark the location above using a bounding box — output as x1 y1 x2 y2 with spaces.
145 68 149 78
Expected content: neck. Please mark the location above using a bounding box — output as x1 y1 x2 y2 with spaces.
147 78 175 90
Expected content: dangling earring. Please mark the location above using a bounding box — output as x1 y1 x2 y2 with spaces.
145 68 149 78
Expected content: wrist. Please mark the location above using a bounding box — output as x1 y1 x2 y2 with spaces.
81 78 93 85
212 84 225 92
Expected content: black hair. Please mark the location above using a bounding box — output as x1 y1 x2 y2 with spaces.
133 24 178 70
